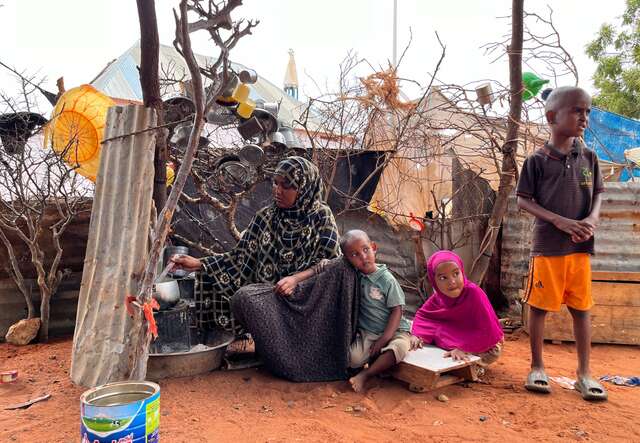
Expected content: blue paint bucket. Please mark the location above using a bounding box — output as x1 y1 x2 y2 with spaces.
80 381 160 443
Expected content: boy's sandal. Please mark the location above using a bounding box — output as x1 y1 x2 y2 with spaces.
525 368 552 393
574 376 608 402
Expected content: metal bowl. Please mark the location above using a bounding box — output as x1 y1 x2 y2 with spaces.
146 331 235 380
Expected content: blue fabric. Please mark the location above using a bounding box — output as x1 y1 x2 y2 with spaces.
584 107 640 181
600 375 640 386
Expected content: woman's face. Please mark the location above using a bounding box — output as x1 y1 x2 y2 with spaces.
272 175 298 208
434 261 464 298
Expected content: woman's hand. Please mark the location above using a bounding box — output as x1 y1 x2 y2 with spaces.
409 335 424 351
170 254 202 272
444 348 470 361
275 276 299 296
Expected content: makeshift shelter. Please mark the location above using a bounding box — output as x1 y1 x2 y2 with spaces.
368 87 546 227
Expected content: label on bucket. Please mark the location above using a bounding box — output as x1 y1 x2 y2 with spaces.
81 391 160 443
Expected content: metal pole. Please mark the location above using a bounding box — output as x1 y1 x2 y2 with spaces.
393 0 398 67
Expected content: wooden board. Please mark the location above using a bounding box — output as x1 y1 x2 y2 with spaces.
522 281 640 345
590 281 640 307
391 346 480 392
401 345 480 372
592 271 640 283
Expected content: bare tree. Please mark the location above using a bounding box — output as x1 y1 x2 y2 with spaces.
129 0 258 379
136 0 169 212
0 78 91 341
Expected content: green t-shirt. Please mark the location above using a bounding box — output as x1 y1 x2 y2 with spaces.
357 264 411 335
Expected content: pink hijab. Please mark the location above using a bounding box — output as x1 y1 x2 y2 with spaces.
411 251 503 354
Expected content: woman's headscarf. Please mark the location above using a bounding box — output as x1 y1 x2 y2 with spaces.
411 251 503 353
199 156 340 334
273 156 324 218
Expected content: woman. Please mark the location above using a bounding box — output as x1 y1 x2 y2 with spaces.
411 250 504 367
171 156 341 336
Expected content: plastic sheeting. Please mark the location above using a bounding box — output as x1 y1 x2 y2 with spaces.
584 107 640 181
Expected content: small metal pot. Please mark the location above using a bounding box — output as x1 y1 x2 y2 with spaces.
170 123 209 149
154 279 180 310
278 125 302 149
269 131 287 150
163 246 189 278
238 69 258 84
252 108 278 133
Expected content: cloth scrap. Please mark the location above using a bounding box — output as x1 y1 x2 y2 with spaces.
600 375 640 387
549 376 576 390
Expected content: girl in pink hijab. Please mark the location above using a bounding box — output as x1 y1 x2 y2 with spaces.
411 251 504 366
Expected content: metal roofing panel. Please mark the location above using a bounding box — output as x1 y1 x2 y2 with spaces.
71 104 156 387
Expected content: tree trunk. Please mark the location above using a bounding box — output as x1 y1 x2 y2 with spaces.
136 0 167 212
468 0 523 284
38 287 51 342
0 228 35 318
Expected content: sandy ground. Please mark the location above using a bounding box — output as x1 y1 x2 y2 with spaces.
1 331 639 443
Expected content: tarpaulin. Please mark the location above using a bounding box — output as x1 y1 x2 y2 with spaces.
584 106 640 181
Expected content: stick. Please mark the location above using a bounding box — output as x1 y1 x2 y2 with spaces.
5 394 51 410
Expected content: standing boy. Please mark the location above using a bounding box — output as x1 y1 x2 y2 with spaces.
517 86 607 401
340 229 413 393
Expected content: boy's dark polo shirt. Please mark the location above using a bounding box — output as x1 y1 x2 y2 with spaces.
516 140 604 256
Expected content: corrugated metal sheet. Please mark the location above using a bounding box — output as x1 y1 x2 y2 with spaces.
501 182 640 305
0 200 92 279
71 105 156 387
0 273 82 339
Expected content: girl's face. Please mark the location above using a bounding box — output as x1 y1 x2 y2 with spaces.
434 261 464 298
272 175 298 208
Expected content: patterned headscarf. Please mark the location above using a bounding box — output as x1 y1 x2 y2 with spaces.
273 156 324 217
199 156 340 334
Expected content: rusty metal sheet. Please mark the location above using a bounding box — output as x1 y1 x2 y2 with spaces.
501 182 640 305
0 273 81 340
70 105 156 387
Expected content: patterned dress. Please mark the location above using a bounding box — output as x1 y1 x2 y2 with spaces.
198 156 340 335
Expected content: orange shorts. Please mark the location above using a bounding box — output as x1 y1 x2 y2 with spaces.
523 253 593 312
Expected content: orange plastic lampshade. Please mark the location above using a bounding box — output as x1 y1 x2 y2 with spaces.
44 85 115 182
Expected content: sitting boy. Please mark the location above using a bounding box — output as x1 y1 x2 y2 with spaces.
341 229 413 392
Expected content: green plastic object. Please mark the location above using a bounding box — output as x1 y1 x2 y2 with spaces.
522 72 550 101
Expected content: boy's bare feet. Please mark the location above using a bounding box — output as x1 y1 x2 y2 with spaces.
349 372 368 393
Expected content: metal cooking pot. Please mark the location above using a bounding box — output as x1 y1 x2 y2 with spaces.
278 125 302 149
153 279 180 310
269 131 287 150
163 246 189 278
170 123 209 149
